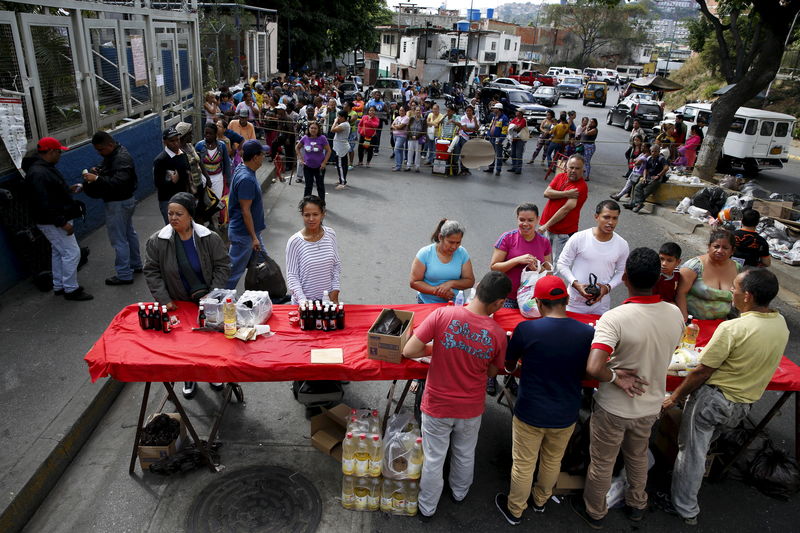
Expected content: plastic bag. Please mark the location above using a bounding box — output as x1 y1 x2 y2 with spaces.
245 251 287 298
748 442 800 500
516 261 553 319
382 412 421 480
372 310 404 336
676 197 691 214
692 187 728 217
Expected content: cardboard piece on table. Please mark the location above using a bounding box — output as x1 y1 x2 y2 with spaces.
311 348 344 364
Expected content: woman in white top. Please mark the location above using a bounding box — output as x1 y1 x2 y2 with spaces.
330 110 351 190
454 105 478 175
285 195 342 304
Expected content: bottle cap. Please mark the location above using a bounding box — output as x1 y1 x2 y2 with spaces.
226 297 232 303
359 433 366 440
346 432 353 438
416 437 422 443
199 305 204 310
373 435 380 441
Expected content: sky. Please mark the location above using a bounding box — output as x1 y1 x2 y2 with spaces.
385 0 555 13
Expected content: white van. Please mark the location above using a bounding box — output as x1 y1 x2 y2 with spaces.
547 67 581 82
616 65 643 83
656 103 795 174
584 68 618 83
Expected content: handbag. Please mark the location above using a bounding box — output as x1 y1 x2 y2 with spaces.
194 185 222 223
245 250 287 298
517 261 552 319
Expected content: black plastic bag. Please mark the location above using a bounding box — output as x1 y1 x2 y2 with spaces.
692 187 728 218
748 442 800 500
245 250 287 298
373 310 403 336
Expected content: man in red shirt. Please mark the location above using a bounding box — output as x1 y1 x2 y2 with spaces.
403 271 511 521
538 154 589 267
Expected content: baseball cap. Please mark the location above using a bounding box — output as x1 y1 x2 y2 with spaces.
238 108 250 117
533 275 568 301
175 121 192 136
37 137 68 151
241 139 268 159
493 103 504 109
162 127 180 140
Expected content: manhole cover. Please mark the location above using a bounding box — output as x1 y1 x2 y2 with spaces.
187 466 322 533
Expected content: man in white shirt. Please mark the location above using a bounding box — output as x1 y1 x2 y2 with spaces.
557 200 629 315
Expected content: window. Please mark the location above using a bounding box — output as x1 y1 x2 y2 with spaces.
402 41 407 53
514 43 517 51
745 119 758 135
382 34 395 45
760 121 774 136
427 39 432 48
504 39 510 50
451 38 456 48
729 118 745 134
775 122 790 137
491 41 496 51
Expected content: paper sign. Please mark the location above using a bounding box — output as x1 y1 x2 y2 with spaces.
0 96 27 170
130 35 147 87
311 348 343 364
156 74 164 87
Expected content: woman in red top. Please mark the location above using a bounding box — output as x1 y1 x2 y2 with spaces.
508 110 528 174
357 106 380 167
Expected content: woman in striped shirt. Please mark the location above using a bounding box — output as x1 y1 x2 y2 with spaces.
285 195 342 304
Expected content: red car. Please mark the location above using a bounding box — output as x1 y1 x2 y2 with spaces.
509 71 557 87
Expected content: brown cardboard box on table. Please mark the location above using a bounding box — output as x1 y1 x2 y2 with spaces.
753 199 793 220
138 413 187 470
367 309 415 364
310 403 351 461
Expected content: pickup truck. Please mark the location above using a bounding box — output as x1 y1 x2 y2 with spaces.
509 71 557 87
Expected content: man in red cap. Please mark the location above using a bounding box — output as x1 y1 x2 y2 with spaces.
495 275 594 525
22 138 93 300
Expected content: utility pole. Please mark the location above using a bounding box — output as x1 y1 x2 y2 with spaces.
464 0 473 85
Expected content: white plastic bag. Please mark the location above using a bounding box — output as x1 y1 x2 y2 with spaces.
517 261 553 319
676 197 691 214
382 413 421 480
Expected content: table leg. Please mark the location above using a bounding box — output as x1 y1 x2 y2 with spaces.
383 380 398 436
394 380 413 415
162 382 218 472
207 383 235 445
496 381 515 415
156 382 173 413
129 382 151 475
718 390 793 477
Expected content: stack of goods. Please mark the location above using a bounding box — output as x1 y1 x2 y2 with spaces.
136 302 175 333
298 298 345 331
380 413 423 516
236 290 273 326
198 289 237 327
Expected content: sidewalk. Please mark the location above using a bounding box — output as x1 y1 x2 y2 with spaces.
0 163 275 533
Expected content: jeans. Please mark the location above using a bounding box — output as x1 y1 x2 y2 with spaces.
225 232 265 290
105 197 141 280
158 200 170 225
303 165 325 199
631 179 663 207
507 417 575 517
582 142 596 178
583 405 657 520
487 137 503 172
407 137 422 169
671 385 750 519
545 141 563 164
510 140 525 172
425 138 436 163
615 173 641 198
37 223 80 293
530 137 549 161
452 136 467 174
334 154 348 185
419 413 482 516
545 231 571 271
393 136 407 170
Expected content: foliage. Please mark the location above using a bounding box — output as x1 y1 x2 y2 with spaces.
543 0 652 68
686 16 712 53
255 0 392 70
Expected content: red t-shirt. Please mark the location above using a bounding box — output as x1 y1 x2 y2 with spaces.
539 172 588 235
415 306 507 419
656 270 682 303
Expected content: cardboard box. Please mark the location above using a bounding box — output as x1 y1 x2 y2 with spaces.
138 413 186 470
310 403 351 461
367 309 414 364
553 472 585 494
753 199 793 220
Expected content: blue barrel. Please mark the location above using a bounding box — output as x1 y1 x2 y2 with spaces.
457 20 470 32
467 8 480 21
486 8 494 19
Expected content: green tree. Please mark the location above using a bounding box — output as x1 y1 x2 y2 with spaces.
692 0 800 180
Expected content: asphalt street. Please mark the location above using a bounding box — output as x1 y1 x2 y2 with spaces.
20 94 800 532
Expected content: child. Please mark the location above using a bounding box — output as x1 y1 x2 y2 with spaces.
734 208 771 267
611 142 650 201
656 242 682 303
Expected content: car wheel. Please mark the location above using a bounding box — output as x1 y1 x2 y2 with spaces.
606 113 613 125
623 117 632 131
582 100 587 106
601 101 606 108
743 158 760 176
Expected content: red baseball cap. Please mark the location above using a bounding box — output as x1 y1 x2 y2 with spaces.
534 275 568 301
37 137 69 152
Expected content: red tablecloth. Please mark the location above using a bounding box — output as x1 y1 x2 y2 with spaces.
85 304 800 391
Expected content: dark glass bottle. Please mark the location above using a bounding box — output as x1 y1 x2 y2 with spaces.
153 304 162 331
138 303 148 330
161 305 171 333
336 302 345 330
146 305 154 329
198 305 206 327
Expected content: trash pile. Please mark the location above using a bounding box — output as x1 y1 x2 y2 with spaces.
140 413 180 446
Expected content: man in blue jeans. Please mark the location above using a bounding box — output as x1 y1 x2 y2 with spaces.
83 131 142 285
225 139 268 289
484 103 508 176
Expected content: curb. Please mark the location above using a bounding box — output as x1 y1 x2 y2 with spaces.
0 164 278 533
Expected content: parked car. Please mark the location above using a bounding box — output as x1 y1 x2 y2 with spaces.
532 86 560 107
339 82 360 103
373 78 404 101
606 100 664 131
557 76 584 98
487 77 533 91
509 70 557 87
616 65 643 83
479 87 551 128
654 102 795 174
582 81 608 107
583 68 618 83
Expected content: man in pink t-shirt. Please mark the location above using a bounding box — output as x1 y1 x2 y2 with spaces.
403 271 511 520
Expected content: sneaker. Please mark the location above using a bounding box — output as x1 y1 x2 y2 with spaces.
335 184 346 190
632 204 643 213
610 194 621 201
183 381 197 399
392 168 400 172
348 165 353 170
624 505 645 522
569 497 604 530
404 167 411 172
495 493 521 526
448 490 465 505
486 377 498 397
296 176 304 183
64 288 93 301
495 171 501 176
390 153 395 159
527 494 545 513
209 382 225 391
53 288 65 296
105 276 134 286
415 168 420 173
417 511 434 523
653 492 697 526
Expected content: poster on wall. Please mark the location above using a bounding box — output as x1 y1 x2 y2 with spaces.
0 94 27 170
131 34 148 87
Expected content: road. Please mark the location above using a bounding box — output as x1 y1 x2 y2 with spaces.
22 94 800 533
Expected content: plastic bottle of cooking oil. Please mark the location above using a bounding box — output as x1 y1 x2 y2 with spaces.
408 437 424 479
223 297 237 339
354 434 370 477
341 475 355 510
368 435 383 477
341 432 355 475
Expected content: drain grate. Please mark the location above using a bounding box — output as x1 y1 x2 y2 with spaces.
186 465 322 533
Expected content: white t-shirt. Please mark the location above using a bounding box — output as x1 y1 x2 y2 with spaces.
557 228 629 315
